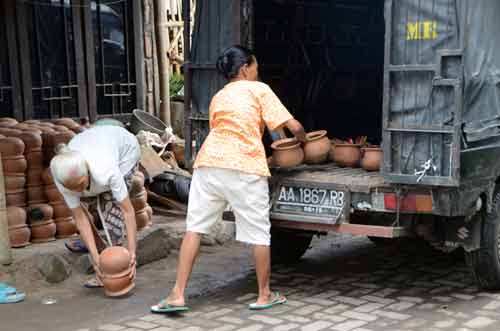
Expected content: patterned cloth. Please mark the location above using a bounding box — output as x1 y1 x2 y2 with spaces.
193 80 293 177
84 166 137 248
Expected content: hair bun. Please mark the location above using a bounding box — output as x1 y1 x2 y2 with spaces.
54 143 70 155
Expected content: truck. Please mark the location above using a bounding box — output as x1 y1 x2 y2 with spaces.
182 0 500 289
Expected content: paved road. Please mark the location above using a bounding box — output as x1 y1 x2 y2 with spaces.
4 234 500 331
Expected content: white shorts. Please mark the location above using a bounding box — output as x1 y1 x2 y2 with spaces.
186 167 271 246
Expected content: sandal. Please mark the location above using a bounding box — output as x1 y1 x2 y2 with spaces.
248 292 287 310
0 292 25 304
151 299 189 313
83 277 103 289
65 239 88 253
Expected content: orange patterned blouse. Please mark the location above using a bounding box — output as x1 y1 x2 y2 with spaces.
193 80 293 177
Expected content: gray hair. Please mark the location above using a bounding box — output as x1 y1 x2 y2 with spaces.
50 144 88 185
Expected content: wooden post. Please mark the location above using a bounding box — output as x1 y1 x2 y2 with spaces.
0 152 12 265
155 0 172 126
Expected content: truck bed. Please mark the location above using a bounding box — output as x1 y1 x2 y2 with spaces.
270 164 390 193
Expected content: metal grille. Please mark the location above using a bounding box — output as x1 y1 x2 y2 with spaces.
0 3 14 118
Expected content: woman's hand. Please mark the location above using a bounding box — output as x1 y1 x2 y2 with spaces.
285 119 307 143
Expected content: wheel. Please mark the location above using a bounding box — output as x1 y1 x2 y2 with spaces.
465 190 500 290
271 227 313 265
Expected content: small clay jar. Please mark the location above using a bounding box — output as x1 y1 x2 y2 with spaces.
55 217 77 238
38 122 55 128
13 123 34 131
145 205 153 219
131 196 148 212
271 138 304 168
41 168 54 185
2 155 28 173
19 131 43 152
26 151 44 169
24 120 41 125
27 186 47 204
100 246 131 275
30 221 56 243
28 203 54 223
6 191 26 207
8 226 31 248
135 210 149 230
101 268 135 297
303 130 330 164
52 125 71 132
45 185 63 202
54 118 78 128
360 147 382 172
130 172 145 196
27 169 44 187
330 144 362 168
0 137 25 156
0 118 18 127
51 201 72 218
0 128 23 138
7 206 27 228
5 175 26 193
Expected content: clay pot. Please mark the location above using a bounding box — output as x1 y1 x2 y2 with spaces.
361 147 383 172
101 267 135 297
37 126 56 135
0 118 18 127
7 206 27 228
71 126 85 134
2 155 27 173
53 125 71 132
30 220 56 243
5 175 26 193
135 210 149 230
45 185 63 202
14 123 34 131
26 151 44 169
45 131 75 162
131 190 147 211
9 226 30 248
27 169 44 186
330 144 362 168
51 201 72 218
130 172 145 196
6 191 26 207
54 118 78 128
24 120 41 125
303 130 330 164
38 122 55 127
27 186 48 204
100 246 131 276
19 131 43 152
28 203 53 222
271 138 304 168
0 137 25 156
41 168 54 185
55 217 77 238
0 128 23 138
145 205 153 219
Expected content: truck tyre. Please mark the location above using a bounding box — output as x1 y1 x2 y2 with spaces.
465 190 500 290
271 228 313 265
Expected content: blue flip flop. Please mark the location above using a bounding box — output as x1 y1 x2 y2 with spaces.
0 292 25 304
65 239 88 253
151 299 189 314
248 292 287 310
0 283 16 295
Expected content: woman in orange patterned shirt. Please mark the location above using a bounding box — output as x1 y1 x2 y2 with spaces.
152 46 307 313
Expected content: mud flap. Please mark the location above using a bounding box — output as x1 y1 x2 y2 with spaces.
443 214 482 252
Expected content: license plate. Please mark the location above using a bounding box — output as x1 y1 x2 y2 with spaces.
272 183 349 223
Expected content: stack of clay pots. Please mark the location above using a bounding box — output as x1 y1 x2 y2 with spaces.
99 246 135 297
27 203 56 243
0 135 28 208
7 206 30 248
42 168 77 239
43 124 76 164
129 171 153 231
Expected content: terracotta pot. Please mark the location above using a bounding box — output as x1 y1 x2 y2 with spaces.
99 246 131 275
330 144 362 168
102 267 135 297
37 126 56 135
45 131 75 162
30 221 56 243
303 130 330 164
0 128 23 138
7 206 27 228
14 123 34 131
9 226 31 248
71 126 85 134
26 151 44 169
361 147 383 172
53 125 71 132
2 155 27 173
6 191 26 207
41 168 54 185
145 205 153 219
0 137 25 156
24 120 41 125
0 118 18 127
135 210 149 230
51 201 72 218
131 191 147 211
19 131 43 151
130 172 145 196
55 217 77 238
27 169 44 186
45 185 63 202
28 185 46 203
54 118 78 128
28 203 53 223
5 175 26 193
38 122 55 127
271 138 304 168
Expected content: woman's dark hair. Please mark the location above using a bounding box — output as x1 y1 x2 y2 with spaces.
216 45 256 79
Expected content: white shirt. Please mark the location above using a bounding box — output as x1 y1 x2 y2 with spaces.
54 126 141 209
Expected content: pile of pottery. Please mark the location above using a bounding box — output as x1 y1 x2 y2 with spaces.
27 203 56 243
42 168 77 239
99 246 135 297
7 207 30 248
129 171 153 230
0 135 28 208
271 130 330 168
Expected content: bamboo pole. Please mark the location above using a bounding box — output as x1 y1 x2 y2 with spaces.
155 0 172 126
0 152 12 265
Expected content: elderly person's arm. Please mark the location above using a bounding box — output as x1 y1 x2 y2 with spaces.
119 197 137 268
72 206 102 274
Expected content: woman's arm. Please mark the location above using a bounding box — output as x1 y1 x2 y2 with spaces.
281 119 307 143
